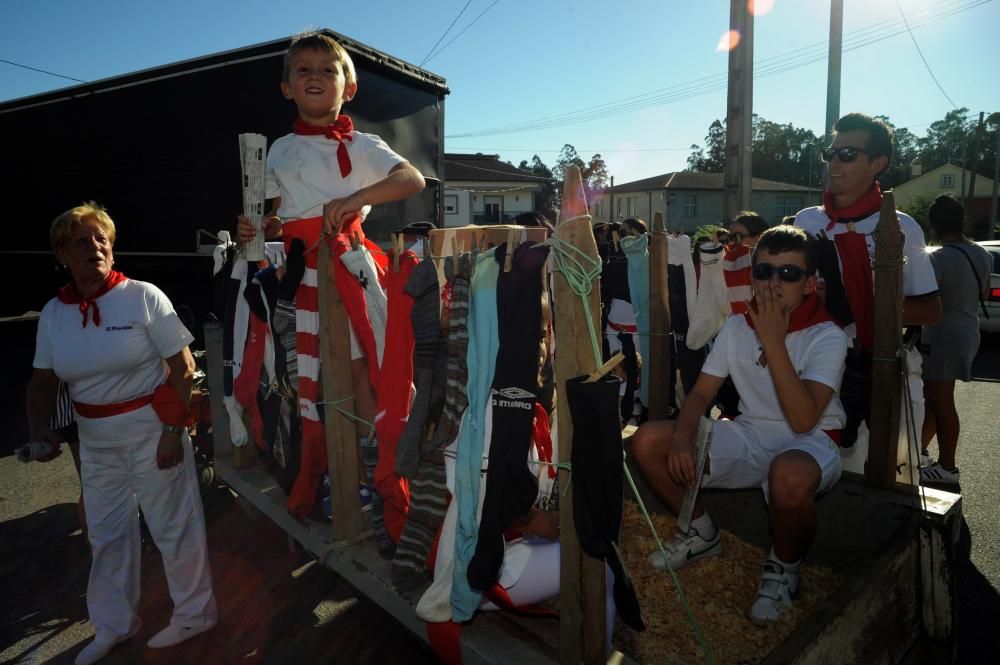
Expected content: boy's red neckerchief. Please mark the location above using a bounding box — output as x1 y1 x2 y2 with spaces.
821 182 882 230
57 270 127 328
293 115 354 178
743 292 837 333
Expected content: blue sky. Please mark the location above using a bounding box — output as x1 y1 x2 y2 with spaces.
1 0 997 183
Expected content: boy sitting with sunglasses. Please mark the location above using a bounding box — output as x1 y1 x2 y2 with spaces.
631 225 848 624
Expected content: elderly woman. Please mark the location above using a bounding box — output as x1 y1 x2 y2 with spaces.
25 203 216 665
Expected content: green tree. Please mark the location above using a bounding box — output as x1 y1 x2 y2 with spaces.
900 191 936 238
517 154 557 216
552 144 611 207
686 119 726 173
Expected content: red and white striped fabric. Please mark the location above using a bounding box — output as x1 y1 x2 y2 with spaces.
282 215 387 518
723 244 753 315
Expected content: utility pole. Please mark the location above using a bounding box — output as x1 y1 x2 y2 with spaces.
966 111 985 235
723 0 754 223
609 175 615 223
989 128 999 240
824 0 844 145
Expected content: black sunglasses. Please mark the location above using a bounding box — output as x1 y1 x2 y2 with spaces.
821 146 868 163
752 262 808 283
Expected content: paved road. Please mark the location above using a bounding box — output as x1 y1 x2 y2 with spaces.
2 336 998 664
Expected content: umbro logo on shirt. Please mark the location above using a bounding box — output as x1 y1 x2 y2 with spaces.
105 325 134 332
492 386 535 410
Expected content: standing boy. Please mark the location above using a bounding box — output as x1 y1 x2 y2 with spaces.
237 32 425 518
631 226 848 624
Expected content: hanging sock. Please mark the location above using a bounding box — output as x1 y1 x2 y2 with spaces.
450 249 501 622
621 235 651 408
222 258 251 448
566 374 645 631
723 244 753 316
467 242 549 593
687 241 729 350
396 259 445 479
391 256 471 591
372 249 419 543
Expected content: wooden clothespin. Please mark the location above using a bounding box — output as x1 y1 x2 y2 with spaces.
612 230 620 252
392 233 401 272
451 236 459 258
584 352 625 383
351 230 361 251
503 228 517 272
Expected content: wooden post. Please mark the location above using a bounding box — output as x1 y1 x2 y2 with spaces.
866 191 904 488
647 211 673 419
316 236 364 541
723 0 754 222
553 166 607 665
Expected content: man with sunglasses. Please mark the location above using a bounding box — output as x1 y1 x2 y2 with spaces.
794 113 940 456
632 225 848 624
795 113 940 336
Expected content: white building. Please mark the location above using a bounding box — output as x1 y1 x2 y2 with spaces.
443 153 543 227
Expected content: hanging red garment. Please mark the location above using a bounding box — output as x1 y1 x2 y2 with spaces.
723 244 752 315
374 249 419 542
233 312 269 450
283 214 386 518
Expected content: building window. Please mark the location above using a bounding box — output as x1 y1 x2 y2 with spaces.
444 195 458 215
682 194 697 218
775 196 804 218
616 198 623 218
940 174 955 188
627 197 638 217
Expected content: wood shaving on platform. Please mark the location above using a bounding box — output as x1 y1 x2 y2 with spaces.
612 501 845 665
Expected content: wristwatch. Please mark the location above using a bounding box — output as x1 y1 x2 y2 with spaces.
162 424 183 434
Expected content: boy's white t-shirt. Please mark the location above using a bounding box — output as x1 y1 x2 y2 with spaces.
701 314 849 434
33 279 195 447
265 130 408 222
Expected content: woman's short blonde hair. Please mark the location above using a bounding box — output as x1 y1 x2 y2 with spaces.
50 202 116 249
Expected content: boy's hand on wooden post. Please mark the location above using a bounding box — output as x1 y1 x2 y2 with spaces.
322 193 364 235
745 283 789 350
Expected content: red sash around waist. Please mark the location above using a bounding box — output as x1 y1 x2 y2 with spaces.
74 393 152 418
73 382 194 426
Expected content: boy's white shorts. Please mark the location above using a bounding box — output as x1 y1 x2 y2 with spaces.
701 418 842 498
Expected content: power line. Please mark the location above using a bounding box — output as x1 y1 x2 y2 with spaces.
447 146 693 153
444 158 556 181
445 0 988 138
894 0 960 109
419 0 473 67
424 0 500 65
0 58 87 83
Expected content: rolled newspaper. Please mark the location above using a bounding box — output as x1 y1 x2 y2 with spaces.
239 133 268 262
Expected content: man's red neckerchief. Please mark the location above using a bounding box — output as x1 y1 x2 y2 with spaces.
821 182 882 230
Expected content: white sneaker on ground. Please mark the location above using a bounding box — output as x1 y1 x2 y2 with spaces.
748 560 800 625
147 617 216 649
920 462 960 485
648 526 722 571
75 619 141 665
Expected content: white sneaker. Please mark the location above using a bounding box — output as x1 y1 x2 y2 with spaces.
75 619 141 665
147 617 216 649
920 462 960 485
648 526 722 571
748 560 799 625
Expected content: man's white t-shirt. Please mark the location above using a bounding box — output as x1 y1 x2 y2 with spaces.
33 280 194 447
794 207 938 299
702 315 849 435
265 131 408 222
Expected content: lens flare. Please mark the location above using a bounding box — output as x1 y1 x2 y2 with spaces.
748 0 775 16
717 30 741 52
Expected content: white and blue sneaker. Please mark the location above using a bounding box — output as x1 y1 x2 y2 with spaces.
648 525 722 571
748 558 800 625
920 462 960 485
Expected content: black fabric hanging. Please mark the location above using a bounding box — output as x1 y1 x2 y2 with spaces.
566 374 645 632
